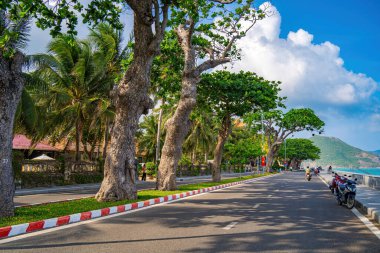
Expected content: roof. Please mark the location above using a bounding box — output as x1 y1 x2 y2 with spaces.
13 134 60 152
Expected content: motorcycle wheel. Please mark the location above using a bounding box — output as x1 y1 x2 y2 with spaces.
307 177 311 181
346 194 355 209
336 196 342 206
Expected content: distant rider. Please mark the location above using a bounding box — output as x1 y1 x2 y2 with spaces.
305 166 311 177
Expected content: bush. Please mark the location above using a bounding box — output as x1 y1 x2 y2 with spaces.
145 162 156 176
12 150 24 180
21 173 65 188
69 173 103 184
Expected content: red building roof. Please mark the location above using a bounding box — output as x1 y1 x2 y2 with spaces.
13 134 60 151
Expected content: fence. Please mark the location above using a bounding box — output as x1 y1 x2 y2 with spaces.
17 160 102 188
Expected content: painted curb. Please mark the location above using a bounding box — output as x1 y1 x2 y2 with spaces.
318 174 380 225
0 174 278 240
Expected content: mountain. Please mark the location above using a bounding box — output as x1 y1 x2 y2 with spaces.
305 136 380 168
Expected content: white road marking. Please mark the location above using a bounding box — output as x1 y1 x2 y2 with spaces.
268 195 272 198
275 189 279 192
1 174 280 244
253 204 260 209
223 222 238 230
352 208 380 240
318 175 380 241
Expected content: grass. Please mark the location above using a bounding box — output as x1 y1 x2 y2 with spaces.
0 173 273 228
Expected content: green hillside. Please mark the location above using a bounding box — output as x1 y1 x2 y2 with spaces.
305 136 380 168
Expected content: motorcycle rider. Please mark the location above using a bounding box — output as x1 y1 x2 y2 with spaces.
305 166 311 179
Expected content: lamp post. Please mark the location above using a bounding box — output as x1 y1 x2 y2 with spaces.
284 138 287 170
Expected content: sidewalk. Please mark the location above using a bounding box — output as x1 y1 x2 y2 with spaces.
319 171 380 224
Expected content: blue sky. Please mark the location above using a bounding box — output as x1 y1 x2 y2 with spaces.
266 0 380 82
27 1 380 151
228 0 380 151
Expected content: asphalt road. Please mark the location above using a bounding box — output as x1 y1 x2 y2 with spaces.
2 173 380 252
14 173 252 206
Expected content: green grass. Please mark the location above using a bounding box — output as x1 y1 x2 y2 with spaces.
0 173 273 227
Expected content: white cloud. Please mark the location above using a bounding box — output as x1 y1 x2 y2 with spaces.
228 3 378 106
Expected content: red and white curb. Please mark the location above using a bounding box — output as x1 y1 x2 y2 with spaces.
0 174 278 240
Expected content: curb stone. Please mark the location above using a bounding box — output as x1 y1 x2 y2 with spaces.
0 174 278 240
318 174 380 225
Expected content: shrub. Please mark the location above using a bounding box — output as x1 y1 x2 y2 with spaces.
12 150 24 180
145 162 156 176
69 173 103 184
21 173 65 188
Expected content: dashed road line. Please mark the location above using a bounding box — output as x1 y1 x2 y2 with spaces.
223 222 238 230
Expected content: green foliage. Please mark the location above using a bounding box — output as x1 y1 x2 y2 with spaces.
169 0 266 62
69 173 103 184
278 138 320 162
281 108 325 132
0 10 30 58
225 138 262 164
12 150 24 180
184 109 217 163
0 173 273 227
20 173 65 188
179 156 192 166
145 162 156 176
137 114 165 162
198 71 281 119
151 31 183 103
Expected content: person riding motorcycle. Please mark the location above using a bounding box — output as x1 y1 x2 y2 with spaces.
305 166 311 176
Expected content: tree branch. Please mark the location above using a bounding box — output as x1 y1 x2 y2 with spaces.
195 58 230 75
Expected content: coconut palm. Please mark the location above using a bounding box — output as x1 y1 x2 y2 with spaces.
184 110 217 164
29 36 113 161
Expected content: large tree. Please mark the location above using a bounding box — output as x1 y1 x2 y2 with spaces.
277 138 321 170
157 0 270 190
84 0 173 202
0 0 83 217
198 71 280 181
253 108 325 171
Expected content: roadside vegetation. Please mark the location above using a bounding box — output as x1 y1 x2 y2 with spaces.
0 173 272 227
0 1 324 218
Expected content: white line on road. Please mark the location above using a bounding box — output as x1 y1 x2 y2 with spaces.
1 174 280 244
317 175 380 241
268 195 272 198
223 222 238 230
352 208 380 240
275 189 279 192
253 204 260 208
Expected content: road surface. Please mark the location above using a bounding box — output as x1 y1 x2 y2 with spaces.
2 173 380 252
14 173 252 207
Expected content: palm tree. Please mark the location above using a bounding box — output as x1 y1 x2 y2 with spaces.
88 23 132 160
30 36 112 161
184 110 217 164
137 114 165 162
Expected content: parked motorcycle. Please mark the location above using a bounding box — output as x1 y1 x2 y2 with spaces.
335 174 357 209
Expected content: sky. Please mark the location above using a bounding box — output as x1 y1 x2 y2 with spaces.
26 0 380 151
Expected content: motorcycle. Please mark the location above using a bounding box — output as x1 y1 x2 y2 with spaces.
335 174 357 209
306 172 312 181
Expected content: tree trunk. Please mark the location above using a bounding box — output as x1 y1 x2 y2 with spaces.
75 118 82 162
157 22 198 190
266 139 283 171
155 106 163 164
157 75 197 190
96 3 160 201
212 115 232 182
102 120 110 160
0 52 25 217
